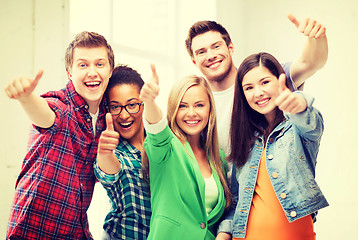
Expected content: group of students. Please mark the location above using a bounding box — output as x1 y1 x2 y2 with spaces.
4 14 328 240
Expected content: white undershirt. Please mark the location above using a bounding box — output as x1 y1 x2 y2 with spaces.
89 109 99 136
204 174 219 216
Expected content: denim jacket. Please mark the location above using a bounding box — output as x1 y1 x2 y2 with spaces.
217 92 329 238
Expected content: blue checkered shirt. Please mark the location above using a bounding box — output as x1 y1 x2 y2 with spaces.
94 138 151 240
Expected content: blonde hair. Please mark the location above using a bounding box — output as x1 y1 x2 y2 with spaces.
167 75 232 208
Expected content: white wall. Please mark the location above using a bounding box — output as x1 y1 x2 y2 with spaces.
1 0 357 239
218 0 358 239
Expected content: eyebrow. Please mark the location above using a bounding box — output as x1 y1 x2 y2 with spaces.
194 41 222 55
243 76 272 87
109 98 140 105
75 58 107 62
180 100 206 104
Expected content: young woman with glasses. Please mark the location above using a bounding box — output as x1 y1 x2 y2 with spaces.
94 65 151 240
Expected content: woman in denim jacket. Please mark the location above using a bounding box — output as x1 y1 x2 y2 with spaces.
217 52 328 240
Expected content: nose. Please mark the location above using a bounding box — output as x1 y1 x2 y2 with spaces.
187 106 197 116
87 65 97 77
206 49 217 61
118 107 131 119
254 87 264 98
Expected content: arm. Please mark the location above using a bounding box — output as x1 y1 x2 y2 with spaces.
288 14 328 88
216 164 239 239
4 70 55 128
140 64 162 124
96 113 121 174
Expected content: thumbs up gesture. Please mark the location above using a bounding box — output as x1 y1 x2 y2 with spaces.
288 13 326 39
97 113 122 174
140 64 163 124
98 113 120 155
274 74 307 114
140 64 160 103
5 70 44 100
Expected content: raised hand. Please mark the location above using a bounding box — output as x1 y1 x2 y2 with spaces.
5 70 44 100
288 13 326 39
97 113 121 174
140 64 160 103
274 74 307 114
98 113 120 155
140 64 163 124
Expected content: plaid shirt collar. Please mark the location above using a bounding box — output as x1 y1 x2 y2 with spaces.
65 80 108 116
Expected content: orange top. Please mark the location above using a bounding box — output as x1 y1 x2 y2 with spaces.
234 149 315 240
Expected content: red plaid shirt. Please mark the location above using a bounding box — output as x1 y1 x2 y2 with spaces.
7 81 106 240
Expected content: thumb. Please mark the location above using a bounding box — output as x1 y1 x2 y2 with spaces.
150 64 159 85
32 69 44 87
287 13 300 28
105 113 114 131
278 74 288 93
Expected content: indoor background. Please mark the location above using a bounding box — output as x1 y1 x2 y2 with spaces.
1 0 357 239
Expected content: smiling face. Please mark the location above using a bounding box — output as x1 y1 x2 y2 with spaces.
242 65 280 123
107 84 144 143
175 85 211 140
68 46 112 113
191 31 234 83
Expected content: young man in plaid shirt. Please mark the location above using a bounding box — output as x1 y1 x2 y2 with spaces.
5 31 114 240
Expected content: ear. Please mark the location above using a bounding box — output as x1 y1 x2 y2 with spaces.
228 42 234 54
67 70 72 80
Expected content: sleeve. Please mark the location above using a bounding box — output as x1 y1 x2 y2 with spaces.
33 95 67 133
217 164 238 234
143 115 167 134
281 62 299 92
144 117 174 165
93 160 122 185
284 91 324 142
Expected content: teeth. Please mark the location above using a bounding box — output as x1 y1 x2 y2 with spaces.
186 120 199 124
208 62 220 69
120 122 133 127
85 82 100 86
257 99 269 105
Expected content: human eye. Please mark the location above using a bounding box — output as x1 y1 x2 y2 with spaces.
243 86 253 91
79 62 87 68
195 102 205 108
262 80 271 85
97 61 106 67
109 105 120 111
178 103 187 109
126 103 137 110
195 49 206 56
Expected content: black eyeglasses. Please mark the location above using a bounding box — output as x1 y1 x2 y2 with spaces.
108 102 143 115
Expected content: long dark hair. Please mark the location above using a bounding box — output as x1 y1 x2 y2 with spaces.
229 52 294 167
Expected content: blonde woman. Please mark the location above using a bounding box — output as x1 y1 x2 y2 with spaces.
140 65 231 240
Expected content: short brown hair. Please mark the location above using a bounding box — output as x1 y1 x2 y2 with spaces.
65 31 115 73
185 20 232 58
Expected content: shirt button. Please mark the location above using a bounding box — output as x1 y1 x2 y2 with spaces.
290 211 297 217
269 138 274 143
80 183 83 187
280 193 287 199
200 223 206 229
85 105 89 109
272 172 279 178
267 154 274 160
87 118 91 122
